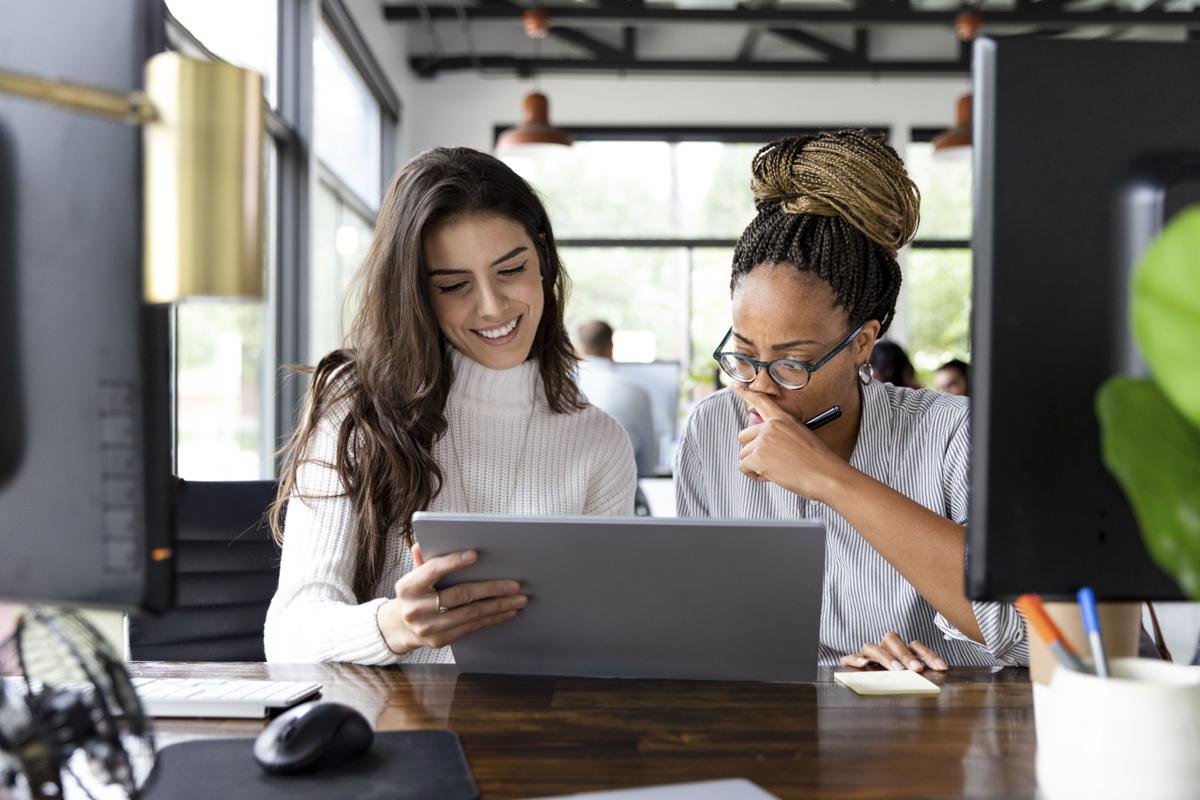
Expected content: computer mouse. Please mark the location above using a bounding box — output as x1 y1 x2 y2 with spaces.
253 701 375 775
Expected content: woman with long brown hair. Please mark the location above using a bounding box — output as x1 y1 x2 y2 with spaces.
264 148 636 665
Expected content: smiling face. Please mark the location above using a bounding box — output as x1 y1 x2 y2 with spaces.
730 263 879 426
424 212 545 370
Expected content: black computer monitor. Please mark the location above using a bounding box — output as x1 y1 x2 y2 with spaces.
967 36 1200 601
0 0 173 611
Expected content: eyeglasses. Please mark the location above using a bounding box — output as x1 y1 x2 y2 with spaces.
712 324 864 390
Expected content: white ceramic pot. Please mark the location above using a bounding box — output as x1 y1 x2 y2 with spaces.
1037 657 1200 800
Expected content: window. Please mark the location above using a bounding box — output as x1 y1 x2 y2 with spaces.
168 1 400 478
903 137 973 384
310 183 374 360
164 0 278 105
168 5 280 480
308 17 392 363
503 132 831 442
559 247 688 363
314 20 383 211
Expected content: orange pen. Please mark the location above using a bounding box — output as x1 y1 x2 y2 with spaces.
1016 594 1087 673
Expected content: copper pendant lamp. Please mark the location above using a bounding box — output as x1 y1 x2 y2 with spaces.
495 9 572 155
932 93 972 154
932 12 979 156
496 91 572 153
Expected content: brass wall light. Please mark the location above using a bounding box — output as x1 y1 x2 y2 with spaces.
0 52 265 303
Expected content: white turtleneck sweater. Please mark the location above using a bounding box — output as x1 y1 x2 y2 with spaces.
264 350 637 665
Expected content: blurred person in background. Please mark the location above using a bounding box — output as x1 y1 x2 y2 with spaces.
936 359 969 397
576 320 659 478
870 340 921 389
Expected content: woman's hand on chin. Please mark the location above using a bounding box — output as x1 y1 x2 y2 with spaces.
840 632 948 672
377 544 528 655
733 387 848 501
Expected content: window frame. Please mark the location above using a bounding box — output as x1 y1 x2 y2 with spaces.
495 126 892 451
492 126 890 371
306 0 399 365
165 0 401 476
900 127 974 381
907 127 972 252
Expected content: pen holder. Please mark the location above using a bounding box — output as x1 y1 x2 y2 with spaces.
1028 601 1141 686
1037 657 1200 800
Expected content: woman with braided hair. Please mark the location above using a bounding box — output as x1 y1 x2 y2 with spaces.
676 130 1027 671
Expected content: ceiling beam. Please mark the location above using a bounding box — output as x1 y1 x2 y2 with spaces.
623 26 637 58
410 54 970 78
384 4 1200 26
735 0 779 63
767 27 861 62
737 28 764 62
474 0 629 62
550 25 630 61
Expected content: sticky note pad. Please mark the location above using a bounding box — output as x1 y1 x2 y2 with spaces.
834 670 941 695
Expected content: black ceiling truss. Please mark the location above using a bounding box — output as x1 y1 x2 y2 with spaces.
475 0 637 61
397 2 1200 78
412 54 973 78
767 26 869 63
386 3 1200 25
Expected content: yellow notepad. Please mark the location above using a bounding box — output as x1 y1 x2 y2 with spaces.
834 670 941 695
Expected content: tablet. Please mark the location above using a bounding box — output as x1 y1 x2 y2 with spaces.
412 513 826 683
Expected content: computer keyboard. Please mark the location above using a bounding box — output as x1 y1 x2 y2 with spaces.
3 675 322 720
129 677 322 719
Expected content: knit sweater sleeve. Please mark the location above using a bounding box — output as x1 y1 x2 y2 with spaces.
263 406 400 665
582 409 638 517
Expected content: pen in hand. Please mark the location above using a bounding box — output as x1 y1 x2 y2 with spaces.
804 405 842 431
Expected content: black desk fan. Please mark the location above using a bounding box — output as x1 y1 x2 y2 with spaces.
0 606 156 799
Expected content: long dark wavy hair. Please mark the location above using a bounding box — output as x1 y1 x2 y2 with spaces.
270 147 584 602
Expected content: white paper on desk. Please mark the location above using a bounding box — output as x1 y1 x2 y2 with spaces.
530 778 780 799
834 669 941 695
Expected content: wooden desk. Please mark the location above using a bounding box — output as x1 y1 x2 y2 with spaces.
134 662 1037 799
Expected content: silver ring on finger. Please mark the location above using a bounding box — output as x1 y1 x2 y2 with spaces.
436 591 448 614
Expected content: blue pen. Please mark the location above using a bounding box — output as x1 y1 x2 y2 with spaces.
1077 587 1109 678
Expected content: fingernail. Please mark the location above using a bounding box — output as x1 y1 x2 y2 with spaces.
513 596 528 608
503 582 520 594
462 551 476 563
935 659 948 671
855 657 868 667
909 660 923 672
890 660 904 671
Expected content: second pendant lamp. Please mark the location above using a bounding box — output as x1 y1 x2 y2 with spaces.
495 91 572 154
495 9 572 156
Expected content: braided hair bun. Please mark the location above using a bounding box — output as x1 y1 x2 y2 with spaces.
750 130 920 257
732 130 921 335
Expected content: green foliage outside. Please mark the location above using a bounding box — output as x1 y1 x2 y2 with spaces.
906 249 972 386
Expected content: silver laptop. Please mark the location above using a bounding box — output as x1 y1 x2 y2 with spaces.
412 514 826 683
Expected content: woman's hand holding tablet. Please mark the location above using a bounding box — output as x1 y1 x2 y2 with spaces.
376 545 528 655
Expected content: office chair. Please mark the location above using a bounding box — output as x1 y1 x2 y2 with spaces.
128 479 280 661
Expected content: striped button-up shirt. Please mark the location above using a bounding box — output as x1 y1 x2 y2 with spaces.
675 379 1028 667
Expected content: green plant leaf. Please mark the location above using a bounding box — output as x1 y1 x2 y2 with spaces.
1132 206 1200 430
1097 377 1200 600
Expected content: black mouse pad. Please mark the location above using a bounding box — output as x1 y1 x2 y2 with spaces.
141 730 479 800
